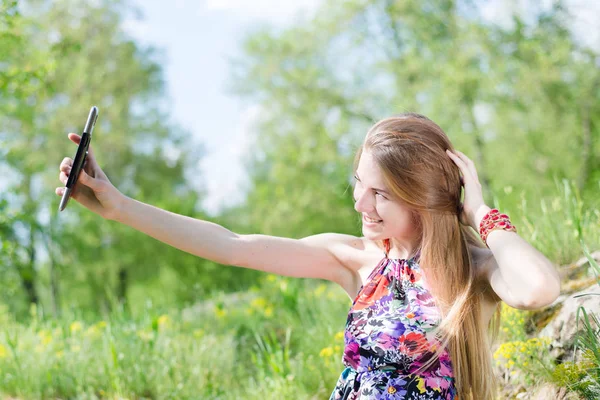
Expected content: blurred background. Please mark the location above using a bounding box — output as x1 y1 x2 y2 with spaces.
1 0 599 398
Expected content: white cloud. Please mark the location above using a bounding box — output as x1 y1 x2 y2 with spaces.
122 17 150 39
199 104 263 215
201 0 322 23
480 0 600 50
479 0 516 29
567 0 600 50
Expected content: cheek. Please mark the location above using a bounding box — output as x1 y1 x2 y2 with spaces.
381 207 414 228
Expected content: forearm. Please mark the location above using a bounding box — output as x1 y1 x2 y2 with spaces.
113 196 239 265
475 206 561 307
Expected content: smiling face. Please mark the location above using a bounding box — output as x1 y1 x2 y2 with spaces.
353 150 421 254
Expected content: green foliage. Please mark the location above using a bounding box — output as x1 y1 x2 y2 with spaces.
564 246 600 399
571 308 600 399
507 179 600 265
0 277 350 399
1 0 600 397
498 302 529 342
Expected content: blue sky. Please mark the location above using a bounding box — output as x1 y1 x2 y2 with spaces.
122 0 599 217
122 0 323 216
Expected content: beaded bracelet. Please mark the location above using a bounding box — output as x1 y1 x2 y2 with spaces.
478 208 517 247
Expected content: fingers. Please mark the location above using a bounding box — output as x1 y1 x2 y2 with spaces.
68 132 81 144
453 150 480 181
78 168 101 191
59 132 105 193
68 132 97 158
446 149 479 183
66 132 105 179
446 149 468 174
60 157 73 173
59 170 69 185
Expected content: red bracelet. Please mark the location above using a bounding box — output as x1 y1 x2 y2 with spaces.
478 208 517 247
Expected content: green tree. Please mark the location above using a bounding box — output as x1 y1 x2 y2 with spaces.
228 0 600 245
0 0 210 314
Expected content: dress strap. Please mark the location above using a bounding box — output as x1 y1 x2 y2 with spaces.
383 238 391 257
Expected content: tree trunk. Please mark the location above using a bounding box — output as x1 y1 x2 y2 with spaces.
43 227 61 317
117 267 128 305
21 175 39 306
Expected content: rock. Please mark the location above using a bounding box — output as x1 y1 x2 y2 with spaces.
538 284 600 359
530 383 581 400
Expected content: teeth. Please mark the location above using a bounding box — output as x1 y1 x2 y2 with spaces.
365 216 382 223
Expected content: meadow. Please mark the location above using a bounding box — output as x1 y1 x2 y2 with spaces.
2 0 600 398
0 182 598 399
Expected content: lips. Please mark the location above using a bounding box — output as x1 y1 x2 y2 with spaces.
363 215 383 223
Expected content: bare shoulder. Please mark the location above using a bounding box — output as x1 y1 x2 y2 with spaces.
315 234 383 298
310 233 379 270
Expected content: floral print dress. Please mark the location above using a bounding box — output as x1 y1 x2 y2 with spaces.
329 242 456 400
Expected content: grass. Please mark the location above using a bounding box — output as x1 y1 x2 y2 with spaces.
1 180 599 399
0 277 351 399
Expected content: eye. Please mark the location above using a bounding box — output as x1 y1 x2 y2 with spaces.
375 191 386 199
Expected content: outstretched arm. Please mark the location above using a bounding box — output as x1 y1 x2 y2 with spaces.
57 133 362 287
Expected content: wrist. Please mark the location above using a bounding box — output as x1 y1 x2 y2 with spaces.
109 193 131 222
472 205 492 232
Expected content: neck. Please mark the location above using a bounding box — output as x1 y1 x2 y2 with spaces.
385 237 420 259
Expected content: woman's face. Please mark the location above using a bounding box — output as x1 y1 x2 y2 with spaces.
353 150 419 245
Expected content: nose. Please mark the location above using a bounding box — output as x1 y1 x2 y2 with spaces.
353 189 375 214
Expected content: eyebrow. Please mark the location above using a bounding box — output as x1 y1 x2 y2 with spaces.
353 172 391 195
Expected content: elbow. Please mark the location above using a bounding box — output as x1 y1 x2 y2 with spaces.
518 279 561 310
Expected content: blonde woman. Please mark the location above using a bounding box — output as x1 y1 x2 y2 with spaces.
56 113 560 399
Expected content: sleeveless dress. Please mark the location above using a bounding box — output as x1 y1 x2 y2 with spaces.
329 240 456 400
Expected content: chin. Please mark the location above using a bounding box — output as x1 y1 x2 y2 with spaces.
362 230 384 240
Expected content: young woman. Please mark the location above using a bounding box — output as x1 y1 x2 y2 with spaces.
56 113 560 399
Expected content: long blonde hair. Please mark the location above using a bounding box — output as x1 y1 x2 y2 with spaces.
354 113 501 400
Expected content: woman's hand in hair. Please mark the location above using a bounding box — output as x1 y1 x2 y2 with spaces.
445 149 488 230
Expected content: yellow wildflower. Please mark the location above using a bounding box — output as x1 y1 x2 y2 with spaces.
279 280 288 291
251 297 267 309
319 347 333 358
37 329 52 346
70 321 83 334
215 308 227 318
157 315 171 329
314 284 327 297
193 329 204 338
